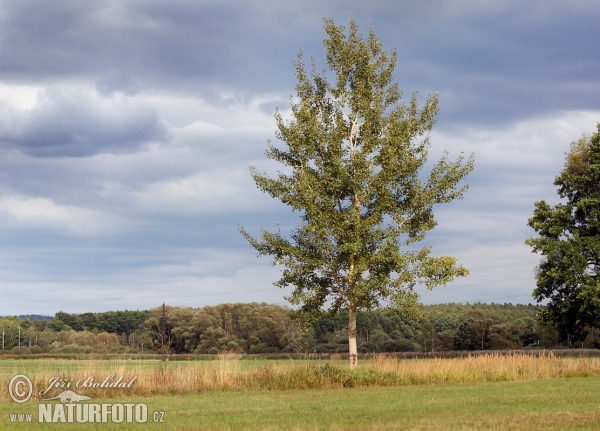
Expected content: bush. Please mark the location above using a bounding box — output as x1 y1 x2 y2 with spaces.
30 345 45 354
10 346 31 355
357 342 378 353
249 343 278 354
109 345 127 353
48 341 61 351
379 340 416 352
310 344 344 354
54 344 95 354
283 338 310 353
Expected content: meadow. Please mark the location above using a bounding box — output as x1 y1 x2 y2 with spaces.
1 353 600 429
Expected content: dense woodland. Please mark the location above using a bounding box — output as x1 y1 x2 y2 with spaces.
0 303 598 355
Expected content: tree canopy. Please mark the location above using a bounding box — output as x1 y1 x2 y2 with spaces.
526 124 600 342
241 19 474 366
2 302 561 355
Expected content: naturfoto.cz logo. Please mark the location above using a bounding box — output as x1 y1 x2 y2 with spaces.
7 373 166 424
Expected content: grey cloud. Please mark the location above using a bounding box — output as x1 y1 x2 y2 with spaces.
333 1 600 126
0 88 167 157
96 71 141 96
0 0 599 313
2 1 599 128
0 0 301 91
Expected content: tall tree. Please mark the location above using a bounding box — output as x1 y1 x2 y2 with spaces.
526 124 600 342
240 19 474 366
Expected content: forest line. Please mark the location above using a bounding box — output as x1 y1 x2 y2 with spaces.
0 302 595 355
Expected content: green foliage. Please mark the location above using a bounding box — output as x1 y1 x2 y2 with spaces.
10 346 30 355
2 302 577 354
52 309 152 335
310 303 545 352
453 320 478 350
526 124 600 342
240 19 473 363
29 345 45 354
146 303 305 354
143 302 548 354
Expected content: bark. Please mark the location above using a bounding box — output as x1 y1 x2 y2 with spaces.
348 308 358 367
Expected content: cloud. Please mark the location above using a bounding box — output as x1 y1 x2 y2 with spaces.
0 247 288 314
0 196 115 236
0 86 284 217
2 1 599 127
0 86 167 157
0 1 599 314
132 169 256 215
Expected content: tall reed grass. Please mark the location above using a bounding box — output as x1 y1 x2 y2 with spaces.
2 352 600 401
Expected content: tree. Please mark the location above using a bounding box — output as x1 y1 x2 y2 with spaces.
240 19 474 367
464 311 490 350
453 320 478 350
526 124 600 342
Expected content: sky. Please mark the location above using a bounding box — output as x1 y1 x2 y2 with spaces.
0 0 599 315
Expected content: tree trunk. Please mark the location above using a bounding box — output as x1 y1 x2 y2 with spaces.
348 309 358 367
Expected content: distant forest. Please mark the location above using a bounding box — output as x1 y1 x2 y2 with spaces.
0 303 597 355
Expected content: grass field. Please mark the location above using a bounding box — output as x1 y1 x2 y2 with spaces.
1 354 600 429
2 377 600 430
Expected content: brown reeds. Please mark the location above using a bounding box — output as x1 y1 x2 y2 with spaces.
2 352 600 401
366 351 600 384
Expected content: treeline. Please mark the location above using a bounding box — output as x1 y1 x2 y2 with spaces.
1 303 598 355
50 310 152 334
311 303 548 353
0 309 153 354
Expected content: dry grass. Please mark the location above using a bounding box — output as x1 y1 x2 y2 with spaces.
2 352 600 401
367 351 600 384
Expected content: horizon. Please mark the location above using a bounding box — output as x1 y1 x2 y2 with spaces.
2 300 542 320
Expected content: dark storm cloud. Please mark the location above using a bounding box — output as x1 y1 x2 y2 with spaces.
2 0 599 127
0 88 167 157
0 0 310 93
364 1 600 126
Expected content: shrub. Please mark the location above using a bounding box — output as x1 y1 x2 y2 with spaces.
48 341 61 351
357 342 378 353
30 345 45 354
311 344 343 354
249 343 278 354
379 340 415 352
10 346 31 355
54 344 95 354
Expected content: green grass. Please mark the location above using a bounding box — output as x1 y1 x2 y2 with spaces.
2 356 600 429
2 377 600 430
